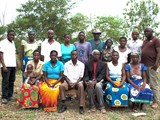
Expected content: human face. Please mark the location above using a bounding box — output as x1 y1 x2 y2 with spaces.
50 52 57 62
93 51 100 61
119 38 127 47
93 33 101 40
27 65 33 74
112 52 119 62
144 28 153 38
28 32 35 41
33 52 40 61
71 51 78 61
131 55 139 64
64 35 70 44
78 33 85 42
132 32 139 40
7 32 15 41
105 39 112 48
48 31 54 39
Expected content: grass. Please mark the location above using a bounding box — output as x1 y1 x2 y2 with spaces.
0 74 160 120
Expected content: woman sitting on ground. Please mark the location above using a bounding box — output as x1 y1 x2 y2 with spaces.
39 50 64 112
105 51 129 107
125 52 153 110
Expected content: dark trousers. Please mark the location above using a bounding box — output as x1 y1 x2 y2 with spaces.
1 67 16 99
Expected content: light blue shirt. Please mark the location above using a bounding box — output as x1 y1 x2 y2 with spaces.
43 60 64 79
61 44 76 63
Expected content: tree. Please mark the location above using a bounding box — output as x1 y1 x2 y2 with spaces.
94 16 125 42
8 0 76 41
123 0 160 39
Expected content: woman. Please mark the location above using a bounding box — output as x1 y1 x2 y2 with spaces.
114 37 131 64
39 50 64 112
20 31 41 82
61 34 76 64
125 52 153 110
105 51 129 107
101 39 114 63
17 50 44 108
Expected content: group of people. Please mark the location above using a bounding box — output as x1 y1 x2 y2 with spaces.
0 27 159 115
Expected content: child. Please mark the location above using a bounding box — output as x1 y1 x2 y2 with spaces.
24 64 38 85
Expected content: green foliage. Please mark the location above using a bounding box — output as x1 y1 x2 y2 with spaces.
94 16 125 42
6 0 91 46
123 0 160 38
0 26 7 40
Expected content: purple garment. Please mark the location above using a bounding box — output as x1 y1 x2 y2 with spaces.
74 42 92 63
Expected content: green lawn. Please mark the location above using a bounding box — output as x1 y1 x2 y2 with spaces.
0 74 160 120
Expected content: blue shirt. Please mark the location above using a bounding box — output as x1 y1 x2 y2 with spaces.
61 44 76 63
42 60 64 79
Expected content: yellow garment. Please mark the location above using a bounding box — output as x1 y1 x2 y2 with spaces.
25 60 44 75
21 40 41 57
39 79 61 111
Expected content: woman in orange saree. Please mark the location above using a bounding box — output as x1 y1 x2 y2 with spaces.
39 50 64 112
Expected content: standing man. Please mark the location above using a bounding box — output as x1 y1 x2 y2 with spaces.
127 29 143 53
0 30 17 104
88 29 105 52
83 49 106 113
41 30 61 62
74 31 92 63
141 27 160 108
58 50 85 114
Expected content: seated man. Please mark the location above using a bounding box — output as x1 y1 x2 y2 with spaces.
58 50 85 114
83 49 106 113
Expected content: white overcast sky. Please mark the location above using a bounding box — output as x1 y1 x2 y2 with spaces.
0 0 160 25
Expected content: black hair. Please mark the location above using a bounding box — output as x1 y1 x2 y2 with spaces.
71 50 77 54
7 29 15 35
112 51 119 55
33 50 41 55
64 33 70 38
119 37 127 42
105 38 113 44
50 50 58 56
78 31 85 36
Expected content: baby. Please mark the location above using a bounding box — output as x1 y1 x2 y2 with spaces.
24 64 38 85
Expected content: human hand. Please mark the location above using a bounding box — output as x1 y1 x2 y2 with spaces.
3 66 8 72
135 85 140 91
70 83 76 88
88 81 96 88
151 64 159 71
139 84 146 90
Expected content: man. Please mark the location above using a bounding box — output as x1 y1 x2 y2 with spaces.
74 31 92 63
41 30 61 62
58 50 85 114
0 30 17 104
88 29 105 52
141 27 160 108
127 29 143 53
83 49 106 113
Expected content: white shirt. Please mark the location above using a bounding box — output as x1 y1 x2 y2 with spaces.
108 62 122 78
114 46 131 64
64 60 84 83
41 39 62 62
0 39 16 67
127 39 143 53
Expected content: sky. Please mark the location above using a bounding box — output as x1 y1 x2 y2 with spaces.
0 0 160 25
0 0 128 25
